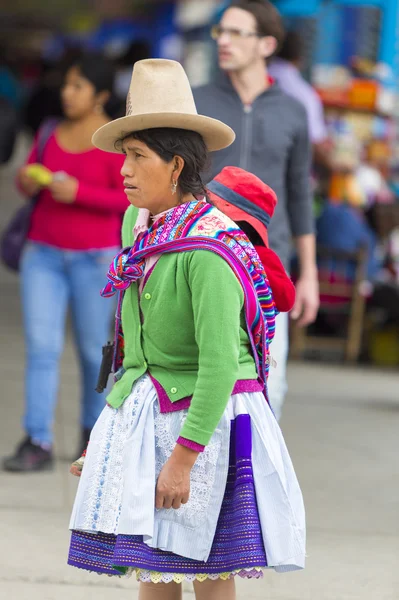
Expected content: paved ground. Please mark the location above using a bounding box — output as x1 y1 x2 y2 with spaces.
0 141 398 599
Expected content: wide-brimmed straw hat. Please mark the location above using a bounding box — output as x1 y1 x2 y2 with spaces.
92 59 235 153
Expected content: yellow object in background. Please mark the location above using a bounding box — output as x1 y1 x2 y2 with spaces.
348 79 378 111
25 164 53 187
329 172 365 206
369 326 399 367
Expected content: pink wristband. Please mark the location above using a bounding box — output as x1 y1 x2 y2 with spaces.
177 436 205 453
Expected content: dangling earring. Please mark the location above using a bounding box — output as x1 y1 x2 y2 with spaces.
171 180 177 195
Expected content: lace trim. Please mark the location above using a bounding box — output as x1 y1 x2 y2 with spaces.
76 375 221 534
69 564 263 582
78 376 147 534
154 403 221 525
133 567 264 583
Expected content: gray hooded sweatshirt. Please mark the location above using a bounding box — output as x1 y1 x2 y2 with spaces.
193 75 314 268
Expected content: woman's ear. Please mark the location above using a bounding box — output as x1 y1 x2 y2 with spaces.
173 155 185 178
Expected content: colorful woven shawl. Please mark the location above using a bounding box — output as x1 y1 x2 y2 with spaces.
101 199 277 395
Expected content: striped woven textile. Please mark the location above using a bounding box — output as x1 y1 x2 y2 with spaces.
101 200 277 394
68 414 268 578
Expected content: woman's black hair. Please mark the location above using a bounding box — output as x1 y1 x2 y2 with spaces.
69 52 123 118
116 127 209 197
71 52 115 94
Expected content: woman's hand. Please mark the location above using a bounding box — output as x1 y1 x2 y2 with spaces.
70 464 82 477
49 175 78 204
155 444 199 510
18 167 42 197
69 455 85 477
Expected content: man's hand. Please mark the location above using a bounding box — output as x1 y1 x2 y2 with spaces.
155 444 198 510
49 175 78 204
291 275 319 327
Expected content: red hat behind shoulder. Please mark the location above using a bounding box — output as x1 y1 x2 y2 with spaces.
208 167 277 248
214 166 277 218
207 166 295 313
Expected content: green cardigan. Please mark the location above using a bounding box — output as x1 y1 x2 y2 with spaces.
106 205 258 446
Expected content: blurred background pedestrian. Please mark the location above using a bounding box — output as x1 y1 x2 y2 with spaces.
193 0 319 421
2 53 128 473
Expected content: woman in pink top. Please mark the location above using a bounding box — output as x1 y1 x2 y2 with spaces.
3 54 128 473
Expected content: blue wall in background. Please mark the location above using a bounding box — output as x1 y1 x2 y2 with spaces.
273 0 399 87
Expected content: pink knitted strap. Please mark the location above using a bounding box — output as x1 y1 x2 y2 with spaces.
177 437 205 453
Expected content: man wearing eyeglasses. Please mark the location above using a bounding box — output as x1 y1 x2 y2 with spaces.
193 0 319 422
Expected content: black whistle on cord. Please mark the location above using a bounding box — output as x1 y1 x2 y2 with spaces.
95 341 114 393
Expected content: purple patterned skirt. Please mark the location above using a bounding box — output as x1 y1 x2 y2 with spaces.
68 415 267 578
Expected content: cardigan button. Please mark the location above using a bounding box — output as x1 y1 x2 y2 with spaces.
144 293 151 300
171 387 177 394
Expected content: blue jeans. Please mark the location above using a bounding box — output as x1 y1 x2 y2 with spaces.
20 242 118 445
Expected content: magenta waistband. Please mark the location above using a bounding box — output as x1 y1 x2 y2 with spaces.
149 375 263 414
233 379 264 395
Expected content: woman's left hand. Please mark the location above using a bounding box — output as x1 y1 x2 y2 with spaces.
49 175 78 203
155 444 199 510
69 456 85 477
70 463 82 477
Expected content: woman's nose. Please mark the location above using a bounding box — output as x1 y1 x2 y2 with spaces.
61 88 70 101
120 156 133 178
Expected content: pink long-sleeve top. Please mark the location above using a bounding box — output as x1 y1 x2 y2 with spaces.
23 131 128 250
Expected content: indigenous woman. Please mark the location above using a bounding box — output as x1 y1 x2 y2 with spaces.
68 59 305 600
4 54 127 472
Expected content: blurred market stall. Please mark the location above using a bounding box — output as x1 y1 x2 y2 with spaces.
271 0 399 366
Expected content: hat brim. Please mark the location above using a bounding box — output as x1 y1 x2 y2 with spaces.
92 113 235 153
209 193 269 248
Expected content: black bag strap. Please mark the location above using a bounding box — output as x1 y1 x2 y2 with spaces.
36 117 60 163
27 118 60 208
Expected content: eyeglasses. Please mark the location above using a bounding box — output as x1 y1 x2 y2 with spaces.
210 25 260 41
